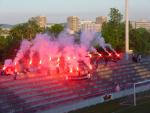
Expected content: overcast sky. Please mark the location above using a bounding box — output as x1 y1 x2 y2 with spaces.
0 0 149 24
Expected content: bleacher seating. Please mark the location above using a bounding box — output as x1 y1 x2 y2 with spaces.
0 58 150 113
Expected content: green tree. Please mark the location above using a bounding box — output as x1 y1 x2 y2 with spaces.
10 20 43 40
25 20 44 39
2 20 44 62
0 28 3 36
49 24 64 38
109 8 123 25
10 24 24 40
102 8 124 51
0 36 20 62
130 28 150 55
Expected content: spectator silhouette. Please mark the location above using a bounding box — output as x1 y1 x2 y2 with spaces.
132 53 142 63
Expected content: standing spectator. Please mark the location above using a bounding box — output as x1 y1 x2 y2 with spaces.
132 53 142 63
13 72 17 80
132 53 137 62
115 84 120 92
137 54 142 62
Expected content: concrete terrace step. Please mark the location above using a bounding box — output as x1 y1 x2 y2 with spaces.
16 95 82 113
25 84 117 113
0 75 57 86
96 63 150 74
0 88 74 109
106 60 149 68
0 74 51 83
106 61 150 71
0 86 70 105
28 94 77 108
19 86 69 99
0 80 58 92
1 92 78 113
0 79 61 92
111 69 149 78
25 90 74 103
0 83 63 98
96 63 149 75
66 80 113 96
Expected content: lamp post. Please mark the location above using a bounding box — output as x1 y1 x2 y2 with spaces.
125 0 129 60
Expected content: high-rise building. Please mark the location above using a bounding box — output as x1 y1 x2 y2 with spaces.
96 16 107 24
30 16 47 28
80 20 101 32
131 20 150 32
67 16 80 33
0 24 13 38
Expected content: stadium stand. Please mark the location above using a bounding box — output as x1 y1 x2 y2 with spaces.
0 58 150 113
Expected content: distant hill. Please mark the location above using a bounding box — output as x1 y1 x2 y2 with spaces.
0 24 14 29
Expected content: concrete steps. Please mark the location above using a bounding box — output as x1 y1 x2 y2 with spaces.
0 59 150 113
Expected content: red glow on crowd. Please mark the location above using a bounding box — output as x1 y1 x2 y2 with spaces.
67 56 71 61
69 68 73 73
108 53 112 56
98 53 102 57
15 68 18 72
49 56 51 61
89 64 92 70
8 33 122 79
39 60 42 65
2 66 6 70
88 54 92 58
116 54 120 57
57 57 60 63
76 67 79 71
73 56 76 60
29 59 32 65
14 62 17 72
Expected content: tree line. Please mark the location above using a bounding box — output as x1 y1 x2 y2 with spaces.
0 8 150 64
102 8 150 55
0 21 64 63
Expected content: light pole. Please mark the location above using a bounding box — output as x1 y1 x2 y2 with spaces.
125 0 129 60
